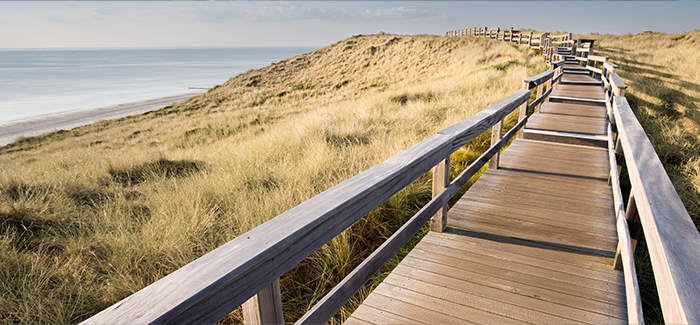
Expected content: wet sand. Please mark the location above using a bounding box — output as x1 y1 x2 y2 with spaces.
0 92 205 147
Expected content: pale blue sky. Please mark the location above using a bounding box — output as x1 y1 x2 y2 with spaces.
1 1 698 49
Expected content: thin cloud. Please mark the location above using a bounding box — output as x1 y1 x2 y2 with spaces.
362 7 451 21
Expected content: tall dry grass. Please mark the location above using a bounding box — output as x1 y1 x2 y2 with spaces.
577 30 700 324
0 33 545 323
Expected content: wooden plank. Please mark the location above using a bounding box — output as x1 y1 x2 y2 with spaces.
526 114 607 135
454 186 617 228
539 102 607 118
410 242 625 299
449 205 618 248
399 256 626 321
383 272 582 324
447 212 618 256
452 195 615 232
373 284 529 324
425 232 622 280
614 96 700 324
389 269 609 325
361 290 477 324
347 304 421 324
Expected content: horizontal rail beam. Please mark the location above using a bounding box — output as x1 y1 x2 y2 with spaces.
523 70 555 89
528 87 553 113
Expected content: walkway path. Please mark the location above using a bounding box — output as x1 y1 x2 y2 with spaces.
347 58 627 324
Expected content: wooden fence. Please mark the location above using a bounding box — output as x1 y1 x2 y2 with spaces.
81 29 700 325
447 27 700 323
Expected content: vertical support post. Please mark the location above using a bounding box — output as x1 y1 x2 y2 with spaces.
517 80 530 138
535 83 544 113
626 191 642 253
614 192 642 270
489 119 504 169
430 157 450 232
243 279 284 325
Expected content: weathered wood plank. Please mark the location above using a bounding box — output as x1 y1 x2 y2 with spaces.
399 256 626 322
347 304 420 324
539 102 607 118
410 243 625 300
373 283 529 324
425 232 622 280
383 272 582 324
613 96 700 324
361 290 475 324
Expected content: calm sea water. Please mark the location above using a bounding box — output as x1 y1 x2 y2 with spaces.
0 47 316 124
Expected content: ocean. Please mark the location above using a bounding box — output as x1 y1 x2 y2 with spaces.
0 47 316 124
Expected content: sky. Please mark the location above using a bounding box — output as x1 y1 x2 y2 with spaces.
0 1 698 49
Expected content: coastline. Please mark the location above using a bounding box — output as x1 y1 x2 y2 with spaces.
0 91 205 147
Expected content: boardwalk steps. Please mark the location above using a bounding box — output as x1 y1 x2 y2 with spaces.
82 28 700 325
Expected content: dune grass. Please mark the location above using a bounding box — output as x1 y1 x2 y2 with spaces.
0 33 545 323
577 30 700 324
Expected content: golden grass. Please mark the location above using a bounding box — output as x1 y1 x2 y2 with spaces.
577 30 700 324
0 33 545 323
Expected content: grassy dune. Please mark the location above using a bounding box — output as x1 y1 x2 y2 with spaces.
579 30 700 323
0 33 545 323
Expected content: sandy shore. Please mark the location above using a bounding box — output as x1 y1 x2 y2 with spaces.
0 92 205 147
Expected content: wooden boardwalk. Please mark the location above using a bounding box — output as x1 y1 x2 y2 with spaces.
83 31 700 325
347 64 629 324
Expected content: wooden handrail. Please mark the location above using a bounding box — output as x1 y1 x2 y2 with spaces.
613 96 700 324
523 70 555 89
81 84 532 324
297 94 531 324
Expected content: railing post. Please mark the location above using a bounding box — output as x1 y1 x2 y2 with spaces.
517 80 530 138
489 119 503 169
625 192 642 253
535 83 544 113
430 156 450 232
242 279 284 325
614 192 642 270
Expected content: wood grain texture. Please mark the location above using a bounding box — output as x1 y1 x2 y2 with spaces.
242 279 284 325
431 157 450 232
489 119 503 169
613 97 700 324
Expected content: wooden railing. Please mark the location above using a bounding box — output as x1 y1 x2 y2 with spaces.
598 55 700 325
447 27 592 64
81 56 564 325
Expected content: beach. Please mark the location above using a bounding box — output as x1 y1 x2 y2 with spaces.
0 92 204 147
